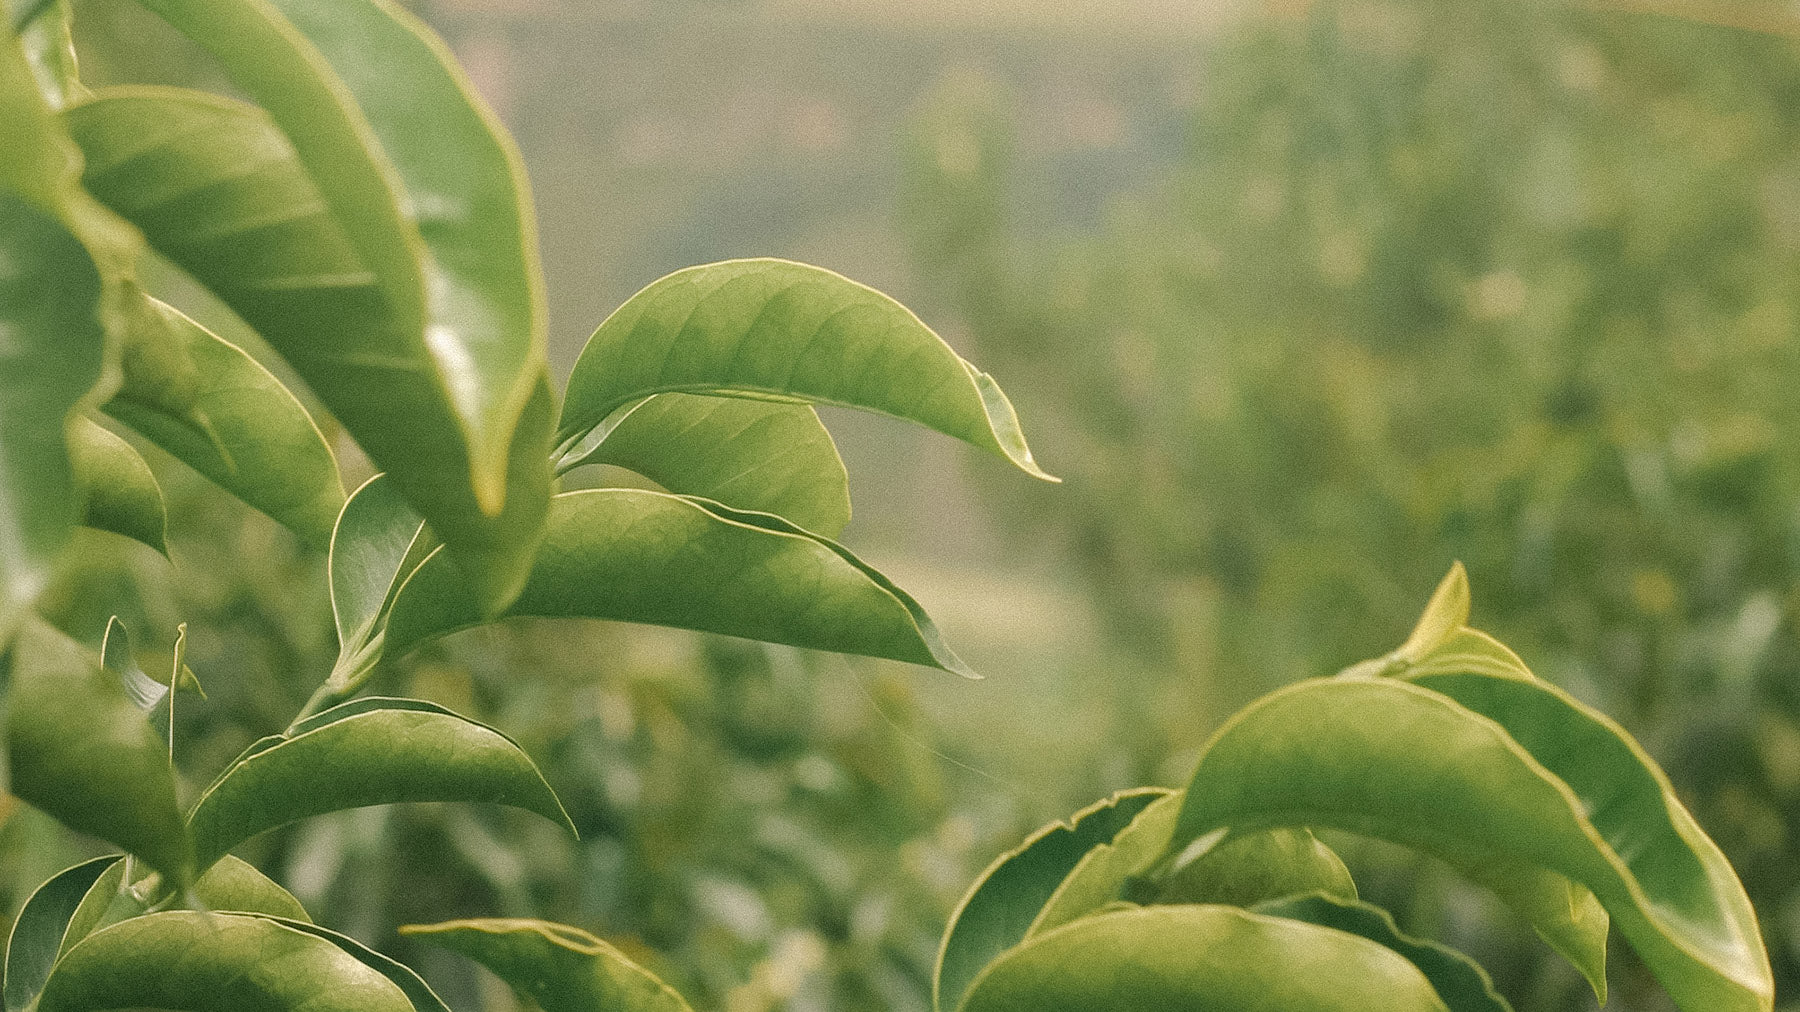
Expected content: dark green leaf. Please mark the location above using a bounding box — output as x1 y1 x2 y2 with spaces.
559 259 1054 482
326 473 429 680
187 696 573 873
561 393 852 537
383 488 971 676
401 918 693 1012
263 917 447 1012
35 911 415 1012
68 418 165 554
935 789 1167 1012
958 905 1451 1012
2 855 116 1012
1254 893 1512 1012
4 617 191 887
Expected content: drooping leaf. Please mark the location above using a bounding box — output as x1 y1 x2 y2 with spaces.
383 488 971 676
191 856 312 922
401 918 694 1012
1170 676 1773 1012
1155 827 1357 909
958 905 1451 1012
934 789 1167 1012
2 855 117 1012
560 393 852 538
1254 893 1512 1012
263 917 448 1012
4 617 191 887
1026 790 1181 938
100 615 161 712
66 73 546 611
1440 853 1607 1001
35 911 416 1012
102 295 343 547
68 418 166 554
187 696 573 873
558 259 1054 482
0 190 105 639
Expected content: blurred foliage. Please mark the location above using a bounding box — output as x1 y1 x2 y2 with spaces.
906 0 1800 1008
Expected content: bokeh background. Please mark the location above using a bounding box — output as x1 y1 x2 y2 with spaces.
11 0 1800 1009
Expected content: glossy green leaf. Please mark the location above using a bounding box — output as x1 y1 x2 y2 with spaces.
1254 893 1512 1012
35 911 415 1012
66 76 546 611
559 259 1054 482
102 294 343 547
1156 828 1356 909
401 918 693 1012
54 858 130 963
0 190 105 638
561 393 852 538
264 917 448 1012
192 856 312 922
1171 676 1773 1012
1027 790 1181 938
383 488 971 676
187 696 573 873
327 473 429 665
935 789 1167 1012
2 855 116 1012
100 615 159 712
4 617 191 887
958 905 1451 1012
67 418 165 554
1441 853 1606 1001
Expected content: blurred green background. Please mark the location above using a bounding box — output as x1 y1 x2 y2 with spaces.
11 0 1800 1009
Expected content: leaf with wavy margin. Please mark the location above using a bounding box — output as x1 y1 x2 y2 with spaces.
401 918 693 1012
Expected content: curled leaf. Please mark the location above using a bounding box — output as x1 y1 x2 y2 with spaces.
402 918 693 1012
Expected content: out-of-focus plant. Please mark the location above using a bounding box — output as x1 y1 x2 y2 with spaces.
907 0 1800 1005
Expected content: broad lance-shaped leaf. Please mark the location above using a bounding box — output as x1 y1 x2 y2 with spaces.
66 79 547 611
1026 791 1180 938
3 855 115 1012
187 696 573 872
1153 827 1356 909
561 393 852 538
958 905 1451 1012
402 918 693 1012
327 474 431 675
4 616 191 888
935 789 1167 1012
264 917 450 1012
102 294 344 547
383 488 972 676
67 416 165 554
34 911 415 1012
1253 893 1512 1012
1170 677 1773 1012
559 259 1055 482
1338 563 1532 683
0 191 105 639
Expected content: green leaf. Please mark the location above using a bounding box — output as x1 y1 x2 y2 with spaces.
67 418 166 554
558 259 1054 482
561 393 852 538
383 488 971 676
1170 676 1773 1012
1440 854 1606 1001
262 917 448 1012
327 473 429 665
1155 828 1356 909
958 905 1451 1012
4 617 191 887
99 615 161 711
18 1 82 111
1253 893 1512 1012
66 75 546 611
102 295 343 548
191 856 312 922
187 696 573 873
401 918 694 1012
2 855 116 1012
35 911 416 1012
0 190 106 639
1026 790 1181 938
54 858 130 963
935 789 1168 1012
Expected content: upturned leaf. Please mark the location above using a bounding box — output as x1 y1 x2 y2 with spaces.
958 905 1451 1012
0 191 105 639
101 295 343 547
558 259 1054 481
1171 676 1773 1012
4 617 191 888
35 911 415 1012
1026 790 1181 938
187 697 573 873
383 488 971 676
2 855 116 1012
1253 893 1512 1012
326 474 430 672
1155 827 1356 909
561 393 852 537
68 419 165 554
401 918 693 1012
934 789 1167 1012
263 917 449 1012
